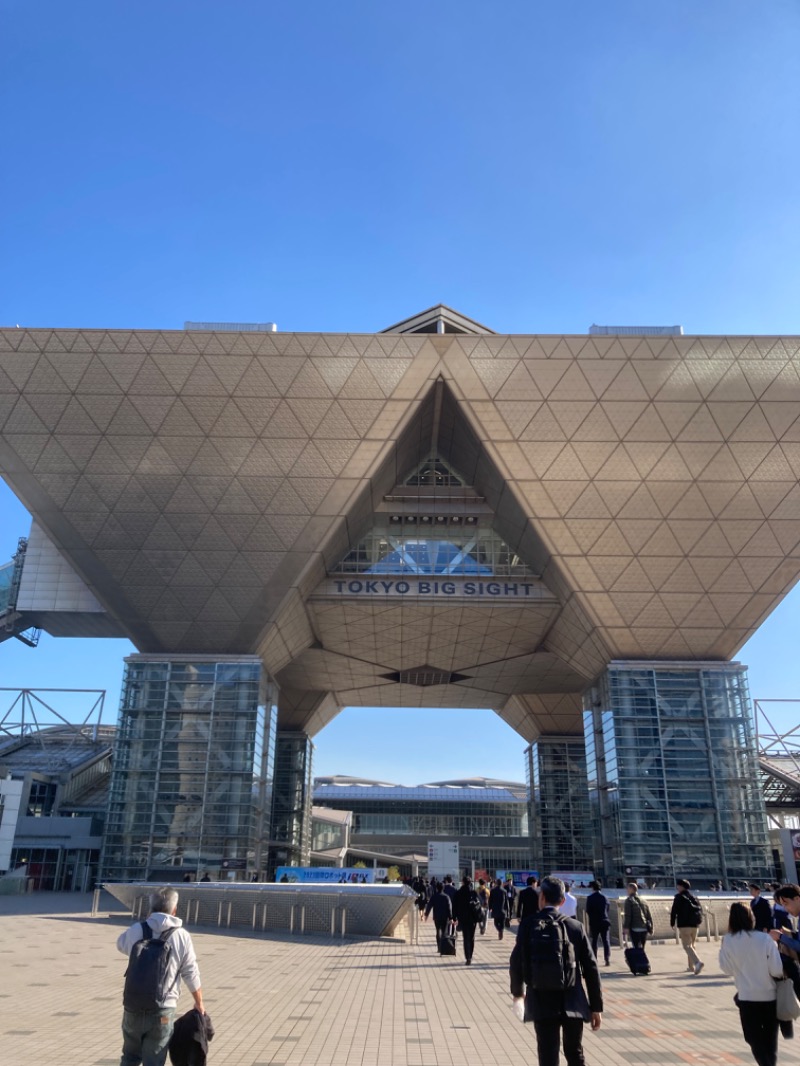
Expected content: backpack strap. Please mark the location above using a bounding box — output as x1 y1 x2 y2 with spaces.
140 921 152 941
159 926 178 943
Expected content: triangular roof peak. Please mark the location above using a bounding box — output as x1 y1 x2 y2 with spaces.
381 304 495 335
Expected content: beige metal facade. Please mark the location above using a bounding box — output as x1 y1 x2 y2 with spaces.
2 316 800 742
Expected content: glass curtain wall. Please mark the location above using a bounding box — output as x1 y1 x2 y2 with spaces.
101 656 276 881
269 732 314 873
584 662 771 887
527 737 593 875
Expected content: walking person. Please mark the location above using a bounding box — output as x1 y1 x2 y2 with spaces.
489 878 510 939
517 876 540 920
477 877 490 934
442 874 457 905
504 877 518 928
424 881 453 954
453 875 482 965
116 887 205 1066
510 876 603 1066
769 884 800 998
720 902 784 1066
560 881 578 919
585 881 611 966
623 882 653 951
750 883 774 933
671 878 705 974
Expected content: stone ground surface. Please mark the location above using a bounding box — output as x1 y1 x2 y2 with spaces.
0 891 786 1066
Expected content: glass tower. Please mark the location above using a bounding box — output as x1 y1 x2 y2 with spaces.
101 655 276 881
584 662 771 887
526 737 593 876
268 732 314 873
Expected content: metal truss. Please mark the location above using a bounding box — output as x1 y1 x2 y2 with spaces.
754 700 800 818
0 688 106 756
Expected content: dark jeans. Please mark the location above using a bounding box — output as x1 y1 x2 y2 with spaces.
630 930 648 950
737 999 778 1066
590 924 611 962
533 1016 586 1066
460 922 476 961
120 1007 176 1066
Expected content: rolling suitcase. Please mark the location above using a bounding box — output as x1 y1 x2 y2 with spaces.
440 921 457 956
624 944 651 976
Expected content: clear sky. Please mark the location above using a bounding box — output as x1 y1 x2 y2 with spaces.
1 1 799 782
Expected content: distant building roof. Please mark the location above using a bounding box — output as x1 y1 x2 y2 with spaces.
314 774 526 799
589 324 684 336
0 725 114 775
313 779 527 804
311 805 352 824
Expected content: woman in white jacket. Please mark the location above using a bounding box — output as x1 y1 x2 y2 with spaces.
719 902 785 1066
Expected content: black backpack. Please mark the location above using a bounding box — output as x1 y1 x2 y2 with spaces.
524 912 576 992
123 922 178 1011
685 894 704 927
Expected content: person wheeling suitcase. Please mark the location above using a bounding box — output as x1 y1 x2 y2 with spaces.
440 919 458 957
622 882 652 975
424 881 453 955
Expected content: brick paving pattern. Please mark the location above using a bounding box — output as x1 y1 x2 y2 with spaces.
0 892 771 1065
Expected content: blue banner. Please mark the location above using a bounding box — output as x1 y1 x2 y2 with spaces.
275 866 387 884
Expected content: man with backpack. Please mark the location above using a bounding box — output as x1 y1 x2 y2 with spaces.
116 887 205 1066
509 876 603 1066
670 878 705 974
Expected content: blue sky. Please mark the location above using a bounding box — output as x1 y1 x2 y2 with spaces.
1 0 799 781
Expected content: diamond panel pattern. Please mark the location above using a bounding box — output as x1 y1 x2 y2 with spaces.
3 324 800 736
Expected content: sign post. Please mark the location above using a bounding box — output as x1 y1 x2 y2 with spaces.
428 841 459 882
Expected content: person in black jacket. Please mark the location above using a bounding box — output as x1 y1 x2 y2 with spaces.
517 877 539 920
749 883 773 932
584 880 611 966
424 881 453 953
453 876 482 965
504 878 518 928
489 878 510 939
510 876 603 1066
670 878 704 974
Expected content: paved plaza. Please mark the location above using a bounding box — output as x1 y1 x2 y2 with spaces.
0 891 773 1066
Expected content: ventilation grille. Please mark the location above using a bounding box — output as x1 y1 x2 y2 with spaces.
381 666 471 687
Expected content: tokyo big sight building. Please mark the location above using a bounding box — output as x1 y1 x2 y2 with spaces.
0 304 790 884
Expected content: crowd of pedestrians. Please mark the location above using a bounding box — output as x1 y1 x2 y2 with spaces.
413 872 800 1066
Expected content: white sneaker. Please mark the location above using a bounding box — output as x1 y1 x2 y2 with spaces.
694 961 704 975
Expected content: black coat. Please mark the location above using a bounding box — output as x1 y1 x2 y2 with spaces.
585 890 610 930
509 908 603 1022
670 891 702 928
489 886 509 919
169 1009 215 1066
751 894 773 932
453 885 481 926
516 886 539 919
425 890 453 924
